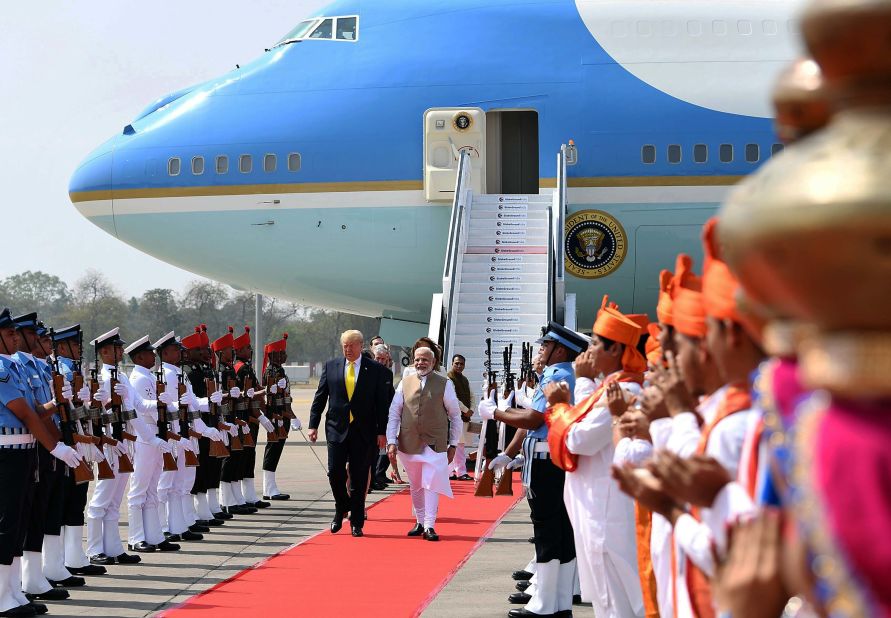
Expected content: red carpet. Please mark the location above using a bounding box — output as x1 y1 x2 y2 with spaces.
162 482 522 617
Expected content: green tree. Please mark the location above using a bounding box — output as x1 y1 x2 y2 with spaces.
0 270 71 326
63 270 127 347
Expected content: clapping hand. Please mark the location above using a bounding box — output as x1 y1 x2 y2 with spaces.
611 463 679 519
606 382 632 417
648 451 731 508
544 381 571 406
652 351 698 416
573 348 599 380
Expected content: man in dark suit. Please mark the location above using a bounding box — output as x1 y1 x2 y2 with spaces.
308 330 391 537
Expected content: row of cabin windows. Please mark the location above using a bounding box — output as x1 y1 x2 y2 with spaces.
641 143 784 165
168 153 301 176
612 18 793 38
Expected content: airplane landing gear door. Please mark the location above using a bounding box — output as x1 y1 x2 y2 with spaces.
423 108 485 202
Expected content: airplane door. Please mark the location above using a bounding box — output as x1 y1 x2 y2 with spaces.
423 108 485 201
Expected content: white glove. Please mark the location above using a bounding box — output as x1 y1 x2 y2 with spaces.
515 388 532 409
269 384 278 395
246 388 255 398
202 427 220 441
228 424 238 437
478 392 497 420
488 452 512 472
152 437 172 454
77 385 91 402
290 418 302 431
277 378 287 389
114 441 130 457
507 454 526 470
93 388 111 405
113 382 128 397
209 390 223 405
179 437 195 453
229 387 241 398
50 442 82 468
90 443 105 462
61 381 73 402
159 390 178 406
258 415 275 433
497 391 515 412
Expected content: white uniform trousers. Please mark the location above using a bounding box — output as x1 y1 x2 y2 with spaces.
158 467 183 535
448 443 467 476
398 447 452 529
127 441 163 546
174 443 197 527
86 448 129 558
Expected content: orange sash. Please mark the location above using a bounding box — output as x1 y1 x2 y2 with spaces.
686 382 752 618
635 502 660 618
545 372 643 472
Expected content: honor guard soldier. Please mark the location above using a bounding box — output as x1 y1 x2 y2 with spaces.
0 308 84 617
261 334 294 501
86 328 172 566
183 326 229 522
50 325 107 578
13 313 77 602
232 327 276 508
157 331 220 539
479 322 586 618
213 329 254 515
124 336 181 552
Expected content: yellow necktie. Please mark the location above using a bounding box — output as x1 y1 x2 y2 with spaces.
346 361 355 423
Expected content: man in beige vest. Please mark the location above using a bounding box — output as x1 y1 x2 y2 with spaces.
386 347 462 541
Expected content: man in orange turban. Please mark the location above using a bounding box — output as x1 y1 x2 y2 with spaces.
544 305 647 617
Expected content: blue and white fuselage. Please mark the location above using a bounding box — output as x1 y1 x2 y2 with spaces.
69 0 802 331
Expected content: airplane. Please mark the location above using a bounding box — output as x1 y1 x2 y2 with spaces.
68 0 803 344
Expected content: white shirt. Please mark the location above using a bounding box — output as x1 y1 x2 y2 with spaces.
100 363 156 443
386 373 463 447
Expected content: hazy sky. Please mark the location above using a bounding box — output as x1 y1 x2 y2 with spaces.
1 1 328 297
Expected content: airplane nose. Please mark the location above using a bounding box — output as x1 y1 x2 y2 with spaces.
69 146 116 236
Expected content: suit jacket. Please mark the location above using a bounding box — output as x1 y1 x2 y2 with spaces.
309 356 393 444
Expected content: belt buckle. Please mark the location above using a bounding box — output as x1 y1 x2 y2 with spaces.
121 409 137 422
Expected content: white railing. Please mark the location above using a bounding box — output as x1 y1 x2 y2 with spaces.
550 145 568 324
441 151 472 359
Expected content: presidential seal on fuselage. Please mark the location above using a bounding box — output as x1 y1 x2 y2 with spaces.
564 210 627 279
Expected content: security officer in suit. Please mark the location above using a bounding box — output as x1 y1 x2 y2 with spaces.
308 330 392 537
0 308 83 616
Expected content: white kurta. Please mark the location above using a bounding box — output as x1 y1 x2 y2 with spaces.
564 377 644 617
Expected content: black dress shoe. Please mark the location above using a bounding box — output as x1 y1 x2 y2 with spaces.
128 541 157 552
221 505 245 515
509 592 532 604
157 540 181 552
330 512 344 534
0 604 36 617
67 564 106 576
573 595 582 605
263 493 290 501
407 523 424 537
89 553 113 566
203 518 225 526
249 500 271 509
512 569 534 581
449 474 458 480
25 588 69 601
507 609 572 618
114 552 142 564
189 524 210 533
181 530 204 541
528 537 535 544
423 528 439 542
516 580 531 592
371 481 387 491
457 474 473 481
28 602 47 615
48 575 85 588
164 533 182 542
351 526 363 537
213 511 233 520
375 476 391 485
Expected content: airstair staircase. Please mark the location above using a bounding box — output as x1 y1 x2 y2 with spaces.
437 148 570 396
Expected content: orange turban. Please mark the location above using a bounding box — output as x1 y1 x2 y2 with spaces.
671 254 706 338
626 313 650 332
232 325 251 350
701 218 766 341
645 323 662 365
597 294 620 317
593 307 647 373
181 326 203 350
656 269 674 326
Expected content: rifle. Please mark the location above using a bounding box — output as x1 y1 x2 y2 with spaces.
48 329 94 484
496 344 515 496
194 372 229 458
265 362 289 440
88 349 116 480
474 338 497 498
107 364 135 473
228 375 254 448
166 369 200 468
211 359 242 452
263 367 281 443
155 368 179 472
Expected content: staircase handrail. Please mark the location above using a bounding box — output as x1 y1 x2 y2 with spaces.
550 146 568 323
442 151 472 361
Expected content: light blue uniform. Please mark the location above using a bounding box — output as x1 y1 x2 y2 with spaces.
0 356 32 431
527 362 576 440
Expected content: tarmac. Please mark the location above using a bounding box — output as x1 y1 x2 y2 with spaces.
41 388 540 618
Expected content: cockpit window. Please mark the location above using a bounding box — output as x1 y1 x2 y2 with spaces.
276 19 318 45
309 18 333 39
336 17 357 40
275 15 359 45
